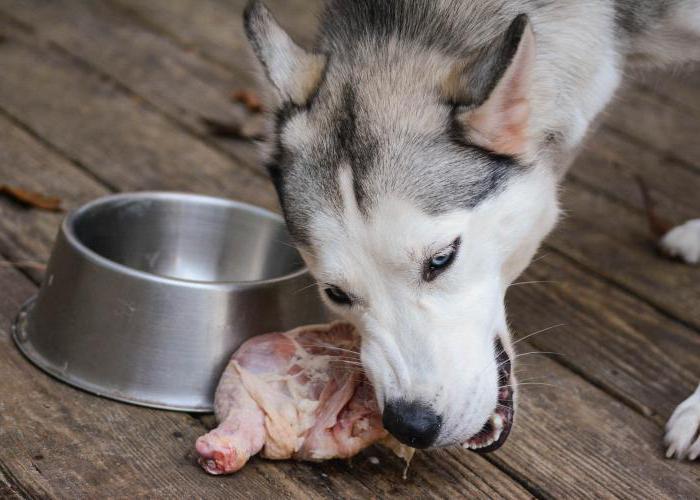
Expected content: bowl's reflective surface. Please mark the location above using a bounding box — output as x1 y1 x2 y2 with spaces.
72 196 303 282
13 192 328 412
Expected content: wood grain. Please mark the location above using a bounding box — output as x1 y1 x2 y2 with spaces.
0 114 108 284
491 347 700 499
635 71 700 118
510 253 700 421
0 0 267 175
112 0 322 67
604 82 700 171
548 182 700 329
571 126 700 223
0 17 278 212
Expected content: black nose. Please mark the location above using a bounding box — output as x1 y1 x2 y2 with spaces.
382 400 442 448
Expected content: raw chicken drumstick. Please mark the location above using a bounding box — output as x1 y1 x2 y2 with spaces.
196 322 405 474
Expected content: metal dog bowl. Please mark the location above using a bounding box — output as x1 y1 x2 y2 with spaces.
12 192 327 412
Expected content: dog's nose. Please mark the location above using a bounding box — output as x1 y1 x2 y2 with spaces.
382 400 442 448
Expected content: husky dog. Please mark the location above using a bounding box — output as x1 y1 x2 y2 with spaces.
243 0 700 457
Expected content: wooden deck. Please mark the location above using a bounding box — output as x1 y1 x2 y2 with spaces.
0 1 698 498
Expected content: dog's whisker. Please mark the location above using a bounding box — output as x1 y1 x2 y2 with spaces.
292 281 323 295
328 362 365 370
271 238 302 252
298 342 361 357
506 375 554 383
494 351 561 371
514 350 562 360
500 382 562 390
508 280 559 288
529 253 551 264
327 360 367 374
512 323 567 346
329 358 363 365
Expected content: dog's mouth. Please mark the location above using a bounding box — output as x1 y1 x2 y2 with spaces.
463 338 514 453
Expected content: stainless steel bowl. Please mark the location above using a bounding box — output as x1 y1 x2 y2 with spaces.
12 192 327 412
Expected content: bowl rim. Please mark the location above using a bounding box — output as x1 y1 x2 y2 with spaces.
62 191 310 290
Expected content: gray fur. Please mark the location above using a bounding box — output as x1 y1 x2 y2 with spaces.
245 0 700 245
249 0 531 243
614 0 670 34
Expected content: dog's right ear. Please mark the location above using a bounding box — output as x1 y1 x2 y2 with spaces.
244 1 327 106
444 15 536 159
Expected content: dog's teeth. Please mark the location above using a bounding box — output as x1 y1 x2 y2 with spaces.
493 427 503 442
464 412 510 450
493 413 504 430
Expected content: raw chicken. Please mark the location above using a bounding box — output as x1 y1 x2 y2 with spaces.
196 322 402 474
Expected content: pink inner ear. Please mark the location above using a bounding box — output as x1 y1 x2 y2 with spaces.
463 25 536 158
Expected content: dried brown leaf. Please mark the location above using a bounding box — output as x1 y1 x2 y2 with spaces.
201 116 266 141
231 89 263 113
0 184 63 211
635 175 673 238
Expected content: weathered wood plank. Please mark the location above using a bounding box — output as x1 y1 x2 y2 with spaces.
0 18 278 212
510 253 700 421
604 82 700 171
0 113 108 284
490 349 700 499
634 70 700 118
0 0 266 175
112 0 321 67
571 125 700 223
547 181 700 330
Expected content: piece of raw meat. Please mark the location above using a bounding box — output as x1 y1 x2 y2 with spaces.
196 322 404 474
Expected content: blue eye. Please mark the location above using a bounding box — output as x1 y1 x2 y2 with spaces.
424 237 461 282
431 253 452 268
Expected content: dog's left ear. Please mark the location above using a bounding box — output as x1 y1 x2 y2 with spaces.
445 15 535 158
244 1 327 106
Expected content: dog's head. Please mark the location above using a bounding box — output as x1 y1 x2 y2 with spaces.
244 1 559 450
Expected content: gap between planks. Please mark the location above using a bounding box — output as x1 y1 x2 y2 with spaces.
0 9 270 187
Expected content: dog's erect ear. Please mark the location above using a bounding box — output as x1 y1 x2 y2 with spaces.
244 1 327 105
446 15 535 158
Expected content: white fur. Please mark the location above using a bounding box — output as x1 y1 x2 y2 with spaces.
303 166 558 445
665 384 700 460
660 219 700 265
